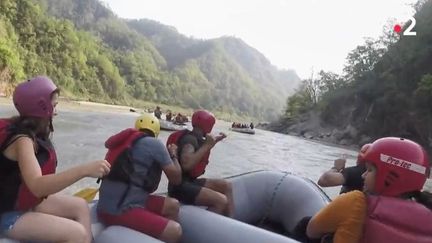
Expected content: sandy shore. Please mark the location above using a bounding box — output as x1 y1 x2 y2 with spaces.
0 97 142 114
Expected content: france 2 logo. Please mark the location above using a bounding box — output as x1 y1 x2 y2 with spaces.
393 17 417 36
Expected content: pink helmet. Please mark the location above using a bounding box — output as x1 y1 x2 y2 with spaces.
363 137 430 197
13 76 58 118
357 143 371 165
192 110 215 134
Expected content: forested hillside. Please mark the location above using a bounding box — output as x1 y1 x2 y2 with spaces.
0 0 300 119
271 0 432 151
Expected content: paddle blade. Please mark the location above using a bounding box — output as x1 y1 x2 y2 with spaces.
73 188 99 202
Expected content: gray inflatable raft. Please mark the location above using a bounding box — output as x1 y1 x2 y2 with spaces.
179 170 330 243
159 119 187 131
0 170 329 243
229 127 256 134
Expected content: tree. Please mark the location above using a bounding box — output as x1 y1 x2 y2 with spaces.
343 38 386 82
317 70 345 94
414 74 432 111
378 19 400 48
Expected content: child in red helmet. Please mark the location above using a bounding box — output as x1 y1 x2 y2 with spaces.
307 137 432 243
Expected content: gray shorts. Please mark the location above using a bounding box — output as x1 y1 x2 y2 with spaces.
168 178 206 204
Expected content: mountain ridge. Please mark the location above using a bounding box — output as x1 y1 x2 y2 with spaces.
1 0 301 119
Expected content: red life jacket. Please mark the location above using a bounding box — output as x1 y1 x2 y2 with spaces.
361 195 432 243
0 119 57 214
166 130 210 179
103 128 161 192
0 118 13 149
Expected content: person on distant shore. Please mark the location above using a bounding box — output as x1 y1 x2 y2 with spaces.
166 110 173 122
250 122 254 129
97 114 182 243
317 144 370 194
154 106 162 119
307 137 432 243
0 76 110 243
166 110 234 217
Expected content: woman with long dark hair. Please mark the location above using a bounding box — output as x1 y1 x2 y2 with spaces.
0 76 111 243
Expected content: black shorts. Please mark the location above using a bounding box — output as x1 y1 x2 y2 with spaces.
168 178 206 204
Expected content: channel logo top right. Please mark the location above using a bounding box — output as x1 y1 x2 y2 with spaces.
393 17 417 36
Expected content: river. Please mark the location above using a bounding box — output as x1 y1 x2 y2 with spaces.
1 103 430 199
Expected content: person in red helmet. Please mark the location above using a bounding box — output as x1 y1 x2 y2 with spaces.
306 137 432 243
0 76 110 243
318 144 371 194
166 110 234 217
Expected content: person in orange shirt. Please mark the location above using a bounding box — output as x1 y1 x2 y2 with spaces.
306 137 432 243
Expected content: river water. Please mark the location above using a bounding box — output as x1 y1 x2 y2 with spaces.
1 104 430 199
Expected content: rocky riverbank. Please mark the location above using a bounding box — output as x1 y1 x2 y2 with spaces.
259 111 372 150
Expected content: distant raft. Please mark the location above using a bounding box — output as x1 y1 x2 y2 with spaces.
230 127 256 135
159 119 187 131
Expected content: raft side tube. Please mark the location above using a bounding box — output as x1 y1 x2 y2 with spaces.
179 205 299 243
231 171 330 232
95 226 163 243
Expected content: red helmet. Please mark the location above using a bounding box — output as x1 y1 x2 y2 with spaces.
363 137 430 197
13 76 58 118
357 143 371 165
192 110 215 134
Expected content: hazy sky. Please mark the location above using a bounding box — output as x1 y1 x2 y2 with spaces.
101 0 417 79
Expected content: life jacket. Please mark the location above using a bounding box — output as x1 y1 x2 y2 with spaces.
166 130 210 179
0 119 57 214
361 195 432 243
103 128 161 192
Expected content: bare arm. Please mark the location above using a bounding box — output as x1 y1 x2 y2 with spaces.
163 159 181 185
163 144 182 185
317 158 346 187
179 133 226 171
317 169 345 187
15 137 110 198
180 143 213 171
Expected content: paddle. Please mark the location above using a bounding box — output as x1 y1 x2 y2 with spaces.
73 187 99 202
